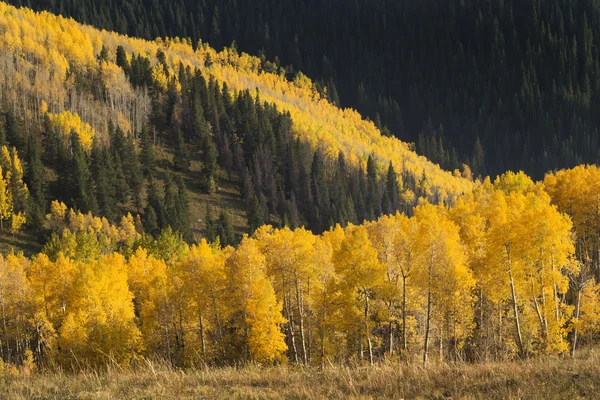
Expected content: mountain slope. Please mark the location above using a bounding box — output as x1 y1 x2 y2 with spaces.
0 2 471 198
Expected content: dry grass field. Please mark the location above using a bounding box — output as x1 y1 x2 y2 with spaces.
1 355 599 400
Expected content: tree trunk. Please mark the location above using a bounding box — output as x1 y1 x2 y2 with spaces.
571 288 582 358
507 246 525 357
295 277 308 364
199 312 206 358
285 296 299 363
423 263 432 365
365 294 374 365
388 320 394 357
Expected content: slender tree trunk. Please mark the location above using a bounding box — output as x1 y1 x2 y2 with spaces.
285 296 299 363
571 288 582 358
423 263 432 364
199 312 206 358
530 275 546 340
365 293 374 365
388 320 394 357
295 277 308 364
210 288 223 346
507 246 525 357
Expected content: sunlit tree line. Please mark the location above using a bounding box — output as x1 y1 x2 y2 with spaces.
1 167 600 370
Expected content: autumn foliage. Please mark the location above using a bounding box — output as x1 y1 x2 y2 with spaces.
1 168 599 370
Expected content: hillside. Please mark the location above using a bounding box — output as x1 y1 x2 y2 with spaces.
8 0 600 178
0 1 472 248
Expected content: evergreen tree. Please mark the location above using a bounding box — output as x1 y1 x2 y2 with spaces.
91 141 118 221
216 210 235 246
140 126 156 179
204 205 216 242
173 130 190 171
67 131 98 214
5 111 23 150
247 196 265 233
143 205 159 237
25 135 46 230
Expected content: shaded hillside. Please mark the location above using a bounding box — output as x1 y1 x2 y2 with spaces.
8 0 600 178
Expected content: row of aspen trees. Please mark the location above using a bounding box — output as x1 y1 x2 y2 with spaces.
2 167 600 370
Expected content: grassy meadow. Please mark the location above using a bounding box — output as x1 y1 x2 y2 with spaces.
1 354 599 399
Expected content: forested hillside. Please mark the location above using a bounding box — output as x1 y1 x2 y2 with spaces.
7 0 600 178
0 1 471 249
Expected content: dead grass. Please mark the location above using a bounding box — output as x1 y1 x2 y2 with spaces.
2 355 599 399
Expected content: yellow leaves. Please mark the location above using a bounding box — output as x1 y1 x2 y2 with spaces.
47 111 95 151
226 236 287 363
0 166 12 225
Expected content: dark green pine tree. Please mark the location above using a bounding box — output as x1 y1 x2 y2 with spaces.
24 135 46 231
116 45 130 75
67 131 98 214
146 177 165 230
173 130 191 171
365 154 381 220
383 161 400 215
163 172 181 232
5 111 23 150
140 126 156 179
91 141 118 221
201 135 218 194
310 150 330 233
216 210 235 246
143 205 159 237
247 196 265 233
204 205 216 242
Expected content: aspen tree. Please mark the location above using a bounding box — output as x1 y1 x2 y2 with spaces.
225 236 287 363
333 224 385 364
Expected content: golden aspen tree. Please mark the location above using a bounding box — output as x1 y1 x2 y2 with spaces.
574 282 600 355
58 254 140 367
225 236 287 363
413 203 473 363
126 248 169 359
0 254 37 365
366 212 419 355
254 226 321 364
333 223 385 364
0 166 13 230
178 239 230 364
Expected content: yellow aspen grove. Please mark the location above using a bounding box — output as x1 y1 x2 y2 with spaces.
332 224 385 364
58 253 140 367
125 248 169 360
413 203 474 364
254 226 322 364
225 236 287 363
366 213 420 356
0 254 38 365
178 239 230 364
